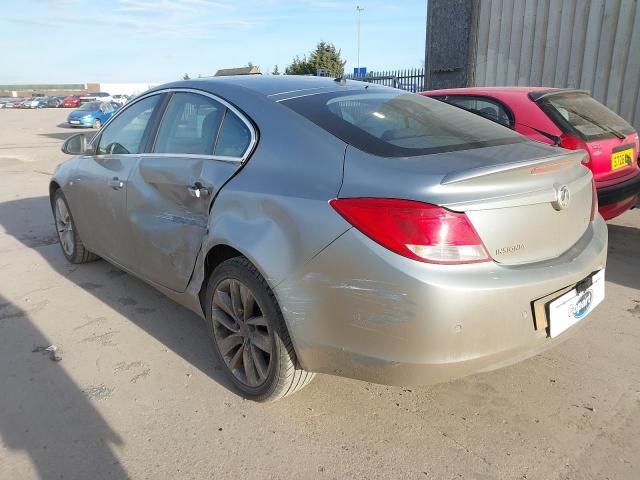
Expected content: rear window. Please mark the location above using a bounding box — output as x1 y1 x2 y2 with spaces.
79 101 101 110
540 93 635 141
282 89 526 157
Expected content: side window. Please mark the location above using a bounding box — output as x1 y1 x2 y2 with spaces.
444 96 513 128
154 92 225 155
97 95 160 155
214 110 252 157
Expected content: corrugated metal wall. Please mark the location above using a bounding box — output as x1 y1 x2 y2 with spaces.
472 0 640 129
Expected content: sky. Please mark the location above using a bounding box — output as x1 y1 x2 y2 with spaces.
0 0 427 84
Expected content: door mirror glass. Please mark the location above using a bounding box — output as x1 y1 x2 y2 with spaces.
61 133 91 155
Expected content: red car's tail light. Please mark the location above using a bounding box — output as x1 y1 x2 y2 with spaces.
560 134 590 164
590 179 598 222
329 198 490 264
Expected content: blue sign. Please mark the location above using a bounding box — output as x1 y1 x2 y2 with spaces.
353 67 367 77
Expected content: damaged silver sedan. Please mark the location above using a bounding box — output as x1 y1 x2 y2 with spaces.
51 76 607 401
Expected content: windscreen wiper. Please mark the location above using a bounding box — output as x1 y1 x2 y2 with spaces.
563 107 626 140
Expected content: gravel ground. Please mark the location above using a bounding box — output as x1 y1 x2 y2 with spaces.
0 108 639 480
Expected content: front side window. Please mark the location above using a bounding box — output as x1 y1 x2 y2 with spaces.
97 95 160 155
283 89 525 157
154 92 225 155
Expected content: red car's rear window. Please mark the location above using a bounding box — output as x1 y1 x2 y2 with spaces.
539 93 635 141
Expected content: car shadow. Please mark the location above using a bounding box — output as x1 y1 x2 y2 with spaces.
605 223 640 291
0 293 128 479
0 196 234 393
38 132 81 141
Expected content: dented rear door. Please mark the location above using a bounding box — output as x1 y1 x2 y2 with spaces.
125 90 256 292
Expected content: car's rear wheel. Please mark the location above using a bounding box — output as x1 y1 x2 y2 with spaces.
53 189 99 264
93 119 102 129
205 257 314 402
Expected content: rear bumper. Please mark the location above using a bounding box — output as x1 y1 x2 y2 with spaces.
597 171 640 206
276 216 608 386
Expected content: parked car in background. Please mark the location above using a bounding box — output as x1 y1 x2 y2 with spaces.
111 94 129 105
20 98 35 108
48 96 64 108
10 99 23 108
421 87 640 220
79 92 112 104
66 101 115 128
34 97 51 108
62 95 82 108
51 77 606 402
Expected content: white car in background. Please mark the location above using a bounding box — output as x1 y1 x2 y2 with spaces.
111 94 129 105
79 92 112 104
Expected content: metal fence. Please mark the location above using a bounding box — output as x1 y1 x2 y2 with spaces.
345 68 425 92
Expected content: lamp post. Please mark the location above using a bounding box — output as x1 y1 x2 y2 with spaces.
356 5 364 76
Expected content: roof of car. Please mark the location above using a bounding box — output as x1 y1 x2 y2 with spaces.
150 75 379 101
422 86 553 95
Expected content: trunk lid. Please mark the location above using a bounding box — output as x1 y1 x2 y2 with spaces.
582 132 640 186
340 142 594 265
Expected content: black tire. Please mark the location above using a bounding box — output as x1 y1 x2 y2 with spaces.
205 257 314 402
93 119 101 129
52 189 100 264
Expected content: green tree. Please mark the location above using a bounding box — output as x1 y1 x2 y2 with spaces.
182 73 190 80
272 64 281 75
285 41 345 76
285 55 315 75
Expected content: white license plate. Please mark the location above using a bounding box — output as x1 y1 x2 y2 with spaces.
549 270 605 337
69 120 80 124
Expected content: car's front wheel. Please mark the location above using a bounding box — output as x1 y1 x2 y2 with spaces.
53 189 99 264
205 257 314 402
93 119 102 129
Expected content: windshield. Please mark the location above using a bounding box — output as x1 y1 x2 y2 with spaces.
282 89 526 157
541 92 635 140
79 101 100 111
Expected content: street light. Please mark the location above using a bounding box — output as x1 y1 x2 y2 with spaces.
356 5 364 75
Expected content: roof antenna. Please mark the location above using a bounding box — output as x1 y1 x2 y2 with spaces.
334 76 346 85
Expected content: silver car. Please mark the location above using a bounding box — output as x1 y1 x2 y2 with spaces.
50 76 607 401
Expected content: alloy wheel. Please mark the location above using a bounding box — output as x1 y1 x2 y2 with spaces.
212 278 273 388
55 197 74 256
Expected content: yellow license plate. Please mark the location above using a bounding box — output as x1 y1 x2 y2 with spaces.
611 149 633 170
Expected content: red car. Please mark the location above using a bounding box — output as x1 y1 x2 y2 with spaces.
62 95 82 108
421 87 640 220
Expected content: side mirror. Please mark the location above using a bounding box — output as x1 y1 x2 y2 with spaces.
61 133 94 155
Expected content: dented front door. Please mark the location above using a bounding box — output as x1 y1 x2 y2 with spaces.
125 155 239 292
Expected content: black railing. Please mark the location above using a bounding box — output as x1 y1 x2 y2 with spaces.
345 68 425 92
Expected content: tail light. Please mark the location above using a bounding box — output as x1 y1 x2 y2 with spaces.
560 133 590 165
590 179 598 222
329 198 490 264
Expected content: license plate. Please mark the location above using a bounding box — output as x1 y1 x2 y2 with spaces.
549 270 605 337
611 147 633 170
69 120 80 124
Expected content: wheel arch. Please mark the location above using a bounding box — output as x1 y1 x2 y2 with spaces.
49 180 61 208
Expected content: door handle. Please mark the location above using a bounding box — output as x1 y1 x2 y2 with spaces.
187 183 210 198
108 177 125 190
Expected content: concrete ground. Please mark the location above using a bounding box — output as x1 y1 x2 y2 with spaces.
0 108 639 480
